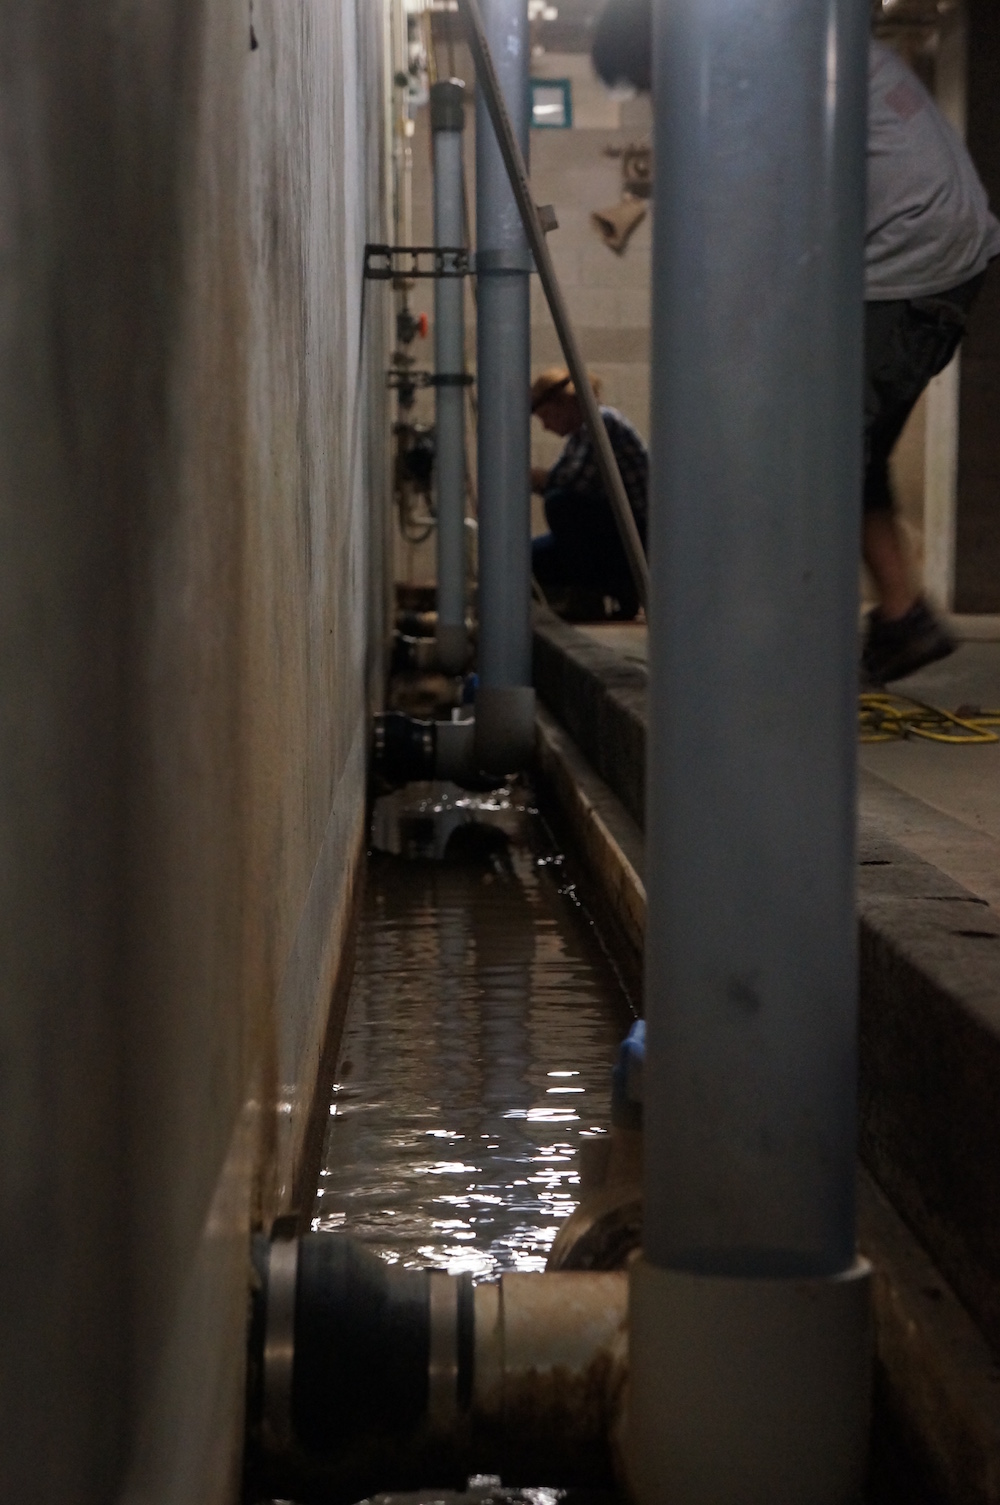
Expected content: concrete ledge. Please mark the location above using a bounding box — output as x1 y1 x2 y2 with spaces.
535 610 1000 1349
536 705 645 962
857 829 1000 1358
860 1169 1000 1505
535 699 1000 1503
533 608 647 829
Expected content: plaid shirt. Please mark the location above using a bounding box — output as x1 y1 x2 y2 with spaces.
545 406 648 531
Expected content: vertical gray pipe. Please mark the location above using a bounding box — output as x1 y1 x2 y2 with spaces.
432 81 469 675
474 0 535 772
644 0 869 1278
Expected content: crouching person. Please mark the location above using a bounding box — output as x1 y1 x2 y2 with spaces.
531 367 648 623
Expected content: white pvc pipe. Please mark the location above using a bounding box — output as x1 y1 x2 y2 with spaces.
432 81 469 673
631 0 874 1496
473 0 535 772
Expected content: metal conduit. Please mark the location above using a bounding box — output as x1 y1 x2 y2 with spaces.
472 0 536 774
432 81 470 675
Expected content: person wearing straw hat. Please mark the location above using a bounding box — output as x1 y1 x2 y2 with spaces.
530 366 649 622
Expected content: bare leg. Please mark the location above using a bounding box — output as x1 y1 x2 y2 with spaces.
862 511 918 622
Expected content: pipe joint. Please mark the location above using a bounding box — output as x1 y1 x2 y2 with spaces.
252 1234 627 1497
373 712 437 785
372 712 520 789
474 248 532 276
431 79 466 134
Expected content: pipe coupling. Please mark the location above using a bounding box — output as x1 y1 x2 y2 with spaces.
252 1234 627 1494
431 79 466 134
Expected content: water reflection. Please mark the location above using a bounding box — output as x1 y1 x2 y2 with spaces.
314 784 633 1279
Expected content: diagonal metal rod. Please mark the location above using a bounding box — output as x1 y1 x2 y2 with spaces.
458 0 650 609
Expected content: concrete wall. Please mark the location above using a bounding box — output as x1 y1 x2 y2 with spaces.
0 2 389 1501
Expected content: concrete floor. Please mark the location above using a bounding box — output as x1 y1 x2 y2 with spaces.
577 618 1000 913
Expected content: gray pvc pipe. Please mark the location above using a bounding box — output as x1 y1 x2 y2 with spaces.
643 0 869 1278
474 0 535 773
432 82 469 675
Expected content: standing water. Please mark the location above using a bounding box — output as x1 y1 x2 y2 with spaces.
305 783 933 1504
313 780 634 1278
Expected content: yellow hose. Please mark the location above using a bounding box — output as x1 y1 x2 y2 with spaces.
859 692 1000 745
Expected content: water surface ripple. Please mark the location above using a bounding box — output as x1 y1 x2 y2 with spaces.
314 785 632 1279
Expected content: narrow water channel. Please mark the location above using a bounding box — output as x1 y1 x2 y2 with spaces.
308 780 937 1505
313 780 634 1278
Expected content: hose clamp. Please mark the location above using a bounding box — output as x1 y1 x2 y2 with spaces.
264 1236 299 1454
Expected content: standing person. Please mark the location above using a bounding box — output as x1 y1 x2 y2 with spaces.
592 1 1000 683
859 40 1000 682
531 367 649 622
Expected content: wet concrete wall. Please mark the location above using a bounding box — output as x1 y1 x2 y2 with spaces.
0 2 389 1501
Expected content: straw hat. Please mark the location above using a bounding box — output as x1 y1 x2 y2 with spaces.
531 366 603 412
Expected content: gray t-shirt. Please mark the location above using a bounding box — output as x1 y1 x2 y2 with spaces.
867 41 1000 301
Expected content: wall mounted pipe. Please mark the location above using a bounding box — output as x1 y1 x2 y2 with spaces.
250 1234 627 1502
431 81 469 675
472 0 536 774
629 0 874 1500
458 0 649 610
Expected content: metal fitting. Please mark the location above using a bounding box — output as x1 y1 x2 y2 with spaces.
251 1234 627 1499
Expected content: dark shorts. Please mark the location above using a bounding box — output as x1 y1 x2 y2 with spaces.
863 270 985 514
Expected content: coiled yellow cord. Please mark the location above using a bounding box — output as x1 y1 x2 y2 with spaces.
859 692 1000 745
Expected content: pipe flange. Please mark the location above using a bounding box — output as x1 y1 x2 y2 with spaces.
263 1236 299 1454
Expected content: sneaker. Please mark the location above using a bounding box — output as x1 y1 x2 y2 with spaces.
861 598 956 686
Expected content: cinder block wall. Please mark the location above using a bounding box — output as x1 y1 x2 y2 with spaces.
0 3 389 1500
397 47 652 583
527 56 653 494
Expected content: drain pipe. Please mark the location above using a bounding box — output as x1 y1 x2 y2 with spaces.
629 1 873 1502
473 0 535 773
251 1234 626 1500
372 711 480 787
432 80 470 675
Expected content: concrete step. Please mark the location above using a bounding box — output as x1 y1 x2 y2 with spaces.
534 608 1000 1503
